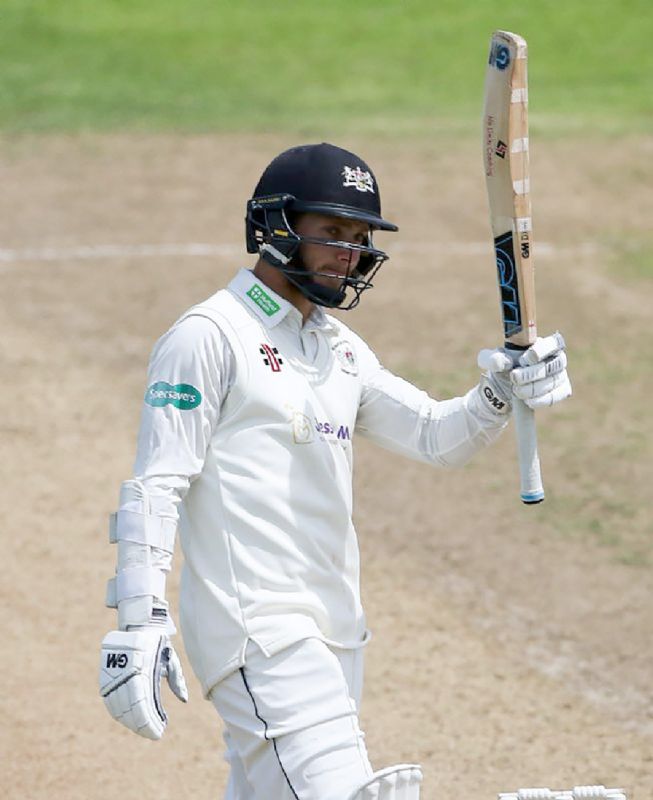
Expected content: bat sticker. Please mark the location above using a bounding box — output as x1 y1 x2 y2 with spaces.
494 231 522 338
488 42 511 70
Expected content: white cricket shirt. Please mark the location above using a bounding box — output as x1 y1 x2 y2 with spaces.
133 269 507 694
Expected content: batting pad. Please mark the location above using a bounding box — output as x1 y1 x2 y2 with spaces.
498 786 627 800
347 764 422 800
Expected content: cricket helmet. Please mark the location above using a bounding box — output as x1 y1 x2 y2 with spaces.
245 142 398 309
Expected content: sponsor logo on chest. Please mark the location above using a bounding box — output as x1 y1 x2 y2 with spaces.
315 419 351 441
290 409 351 445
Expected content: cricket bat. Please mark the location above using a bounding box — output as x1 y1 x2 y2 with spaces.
482 30 544 504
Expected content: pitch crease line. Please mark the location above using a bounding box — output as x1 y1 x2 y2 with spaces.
0 241 602 263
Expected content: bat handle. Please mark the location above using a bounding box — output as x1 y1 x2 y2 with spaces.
514 397 544 504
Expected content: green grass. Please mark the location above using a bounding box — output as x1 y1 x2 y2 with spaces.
1 0 652 134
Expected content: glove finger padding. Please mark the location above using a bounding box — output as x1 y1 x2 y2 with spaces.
476 348 513 414
477 348 514 373
511 339 571 408
521 373 572 409
518 332 566 366
162 644 189 703
513 369 568 400
511 351 567 386
100 629 186 740
477 332 571 416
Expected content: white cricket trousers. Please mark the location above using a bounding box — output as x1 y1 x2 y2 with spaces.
210 637 373 800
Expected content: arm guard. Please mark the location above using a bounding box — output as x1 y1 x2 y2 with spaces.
105 479 178 633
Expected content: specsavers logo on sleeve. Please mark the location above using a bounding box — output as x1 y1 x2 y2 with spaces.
145 381 202 410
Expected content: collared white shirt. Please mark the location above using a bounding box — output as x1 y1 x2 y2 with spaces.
131 268 507 693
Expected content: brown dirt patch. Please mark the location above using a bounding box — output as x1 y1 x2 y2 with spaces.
2 134 651 799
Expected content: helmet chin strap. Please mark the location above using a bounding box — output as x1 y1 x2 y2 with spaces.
260 243 350 309
260 242 291 266
289 276 347 308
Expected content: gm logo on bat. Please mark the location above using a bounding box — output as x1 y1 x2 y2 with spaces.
489 42 511 70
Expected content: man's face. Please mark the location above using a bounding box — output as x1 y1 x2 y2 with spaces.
292 213 371 291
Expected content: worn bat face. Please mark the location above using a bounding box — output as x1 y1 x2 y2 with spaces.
483 30 545 505
483 29 537 348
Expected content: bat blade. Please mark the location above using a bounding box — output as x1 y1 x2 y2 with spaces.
483 30 544 504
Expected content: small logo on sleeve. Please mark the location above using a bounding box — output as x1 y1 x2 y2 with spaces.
145 382 202 409
246 283 281 317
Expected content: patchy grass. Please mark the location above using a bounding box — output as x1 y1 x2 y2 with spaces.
1 0 651 134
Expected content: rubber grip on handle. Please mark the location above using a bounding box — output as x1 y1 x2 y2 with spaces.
514 397 544 503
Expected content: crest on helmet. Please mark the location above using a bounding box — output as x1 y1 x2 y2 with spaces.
342 165 375 193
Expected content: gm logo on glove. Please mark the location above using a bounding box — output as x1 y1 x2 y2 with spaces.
106 652 129 669
482 384 507 411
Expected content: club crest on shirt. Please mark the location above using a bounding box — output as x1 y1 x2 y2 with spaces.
332 340 358 375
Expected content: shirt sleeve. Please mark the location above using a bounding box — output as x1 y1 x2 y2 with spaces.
353 334 508 467
132 314 234 515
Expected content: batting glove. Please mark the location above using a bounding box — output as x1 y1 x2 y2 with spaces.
99 628 188 740
478 331 572 412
